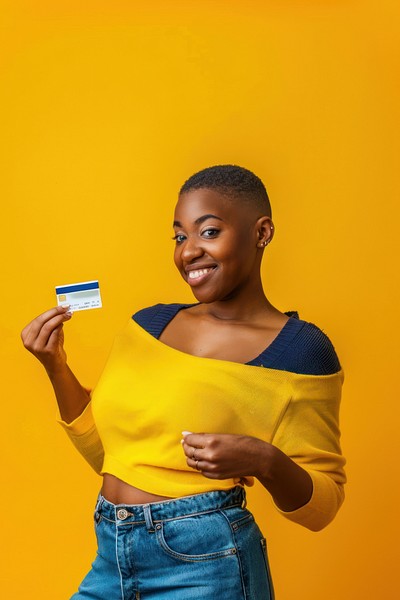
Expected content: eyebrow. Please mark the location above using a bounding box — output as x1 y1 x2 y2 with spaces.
173 214 224 228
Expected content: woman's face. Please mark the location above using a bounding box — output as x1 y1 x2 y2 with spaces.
173 188 268 303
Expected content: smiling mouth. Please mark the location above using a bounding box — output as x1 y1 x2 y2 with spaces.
187 267 215 281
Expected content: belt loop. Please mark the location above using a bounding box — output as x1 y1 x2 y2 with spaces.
143 504 155 532
96 495 104 512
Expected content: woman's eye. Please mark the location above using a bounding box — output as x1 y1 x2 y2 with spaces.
172 234 186 244
202 228 219 238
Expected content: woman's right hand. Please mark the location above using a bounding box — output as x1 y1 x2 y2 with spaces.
21 305 72 376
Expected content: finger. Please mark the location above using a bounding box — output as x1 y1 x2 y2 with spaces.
23 310 71 352
22 306 70 342
190 446 204 463
192 459 233 479
182 440 206 463
186 459 226 479
46 323 64 351
196 470 223 480
181 432 205 458
186 456 205 472
181 441 194 459
182 432 207 448
33 312 72 350
34 304 71 327
185 449 219 471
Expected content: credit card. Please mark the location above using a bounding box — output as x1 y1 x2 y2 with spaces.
55 280 102 312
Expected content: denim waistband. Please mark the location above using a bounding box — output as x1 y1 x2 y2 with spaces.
96 486 246 525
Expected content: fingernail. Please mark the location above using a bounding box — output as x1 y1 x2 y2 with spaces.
65 311 73 318
181 431 192 437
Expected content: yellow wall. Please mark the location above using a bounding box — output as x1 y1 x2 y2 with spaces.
1 1 399 598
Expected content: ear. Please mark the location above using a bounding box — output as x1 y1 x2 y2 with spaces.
256 216 274 248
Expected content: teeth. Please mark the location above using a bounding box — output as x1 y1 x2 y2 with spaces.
188 268 213 280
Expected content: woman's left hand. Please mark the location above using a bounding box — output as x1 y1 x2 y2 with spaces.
181 432 273 480
182 431 314 512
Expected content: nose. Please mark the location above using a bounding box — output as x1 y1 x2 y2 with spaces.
180 235 204 262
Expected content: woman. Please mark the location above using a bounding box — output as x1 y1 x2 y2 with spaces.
21 165 345 599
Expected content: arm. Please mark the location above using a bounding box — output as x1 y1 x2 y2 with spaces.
269 371 346 530
181 371 345 531
181 433 313 512
21 305 104 472
21 305 90 422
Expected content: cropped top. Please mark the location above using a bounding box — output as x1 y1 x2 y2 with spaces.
59 303 346 531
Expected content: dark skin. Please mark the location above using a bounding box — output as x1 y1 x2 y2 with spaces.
21 188 312 511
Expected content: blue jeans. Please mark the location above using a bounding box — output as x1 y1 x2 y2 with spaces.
71 487 274 599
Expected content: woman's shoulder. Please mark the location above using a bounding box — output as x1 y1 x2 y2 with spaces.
270 313 341 376
131 303 194 339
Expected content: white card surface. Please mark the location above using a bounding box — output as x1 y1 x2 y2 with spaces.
55 280 102 312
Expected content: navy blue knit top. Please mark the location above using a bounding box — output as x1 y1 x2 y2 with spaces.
133 304 341 376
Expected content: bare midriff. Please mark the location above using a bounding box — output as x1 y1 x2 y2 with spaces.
101 473 173 505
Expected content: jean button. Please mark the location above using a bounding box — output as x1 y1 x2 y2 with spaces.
117 508 129 520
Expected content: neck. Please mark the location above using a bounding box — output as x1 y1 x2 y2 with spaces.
201 282 277 322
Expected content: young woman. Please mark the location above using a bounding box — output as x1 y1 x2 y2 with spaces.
21 165 345 599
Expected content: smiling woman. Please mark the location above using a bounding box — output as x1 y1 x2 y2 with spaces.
21 165 345 600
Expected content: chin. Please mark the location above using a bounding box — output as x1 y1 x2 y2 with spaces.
189 288 216 304
189 286 231 304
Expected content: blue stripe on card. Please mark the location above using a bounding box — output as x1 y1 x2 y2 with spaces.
56 281 99 294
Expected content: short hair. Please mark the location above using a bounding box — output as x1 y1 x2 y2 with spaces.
179 164 272 218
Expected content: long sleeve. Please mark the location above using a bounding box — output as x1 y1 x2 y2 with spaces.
58 400 104 474
271 370 346 531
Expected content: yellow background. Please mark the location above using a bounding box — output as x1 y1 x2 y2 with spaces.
1 1 399 598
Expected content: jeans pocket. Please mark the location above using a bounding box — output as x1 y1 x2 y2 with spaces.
224 506 255 530
155 511 238 562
